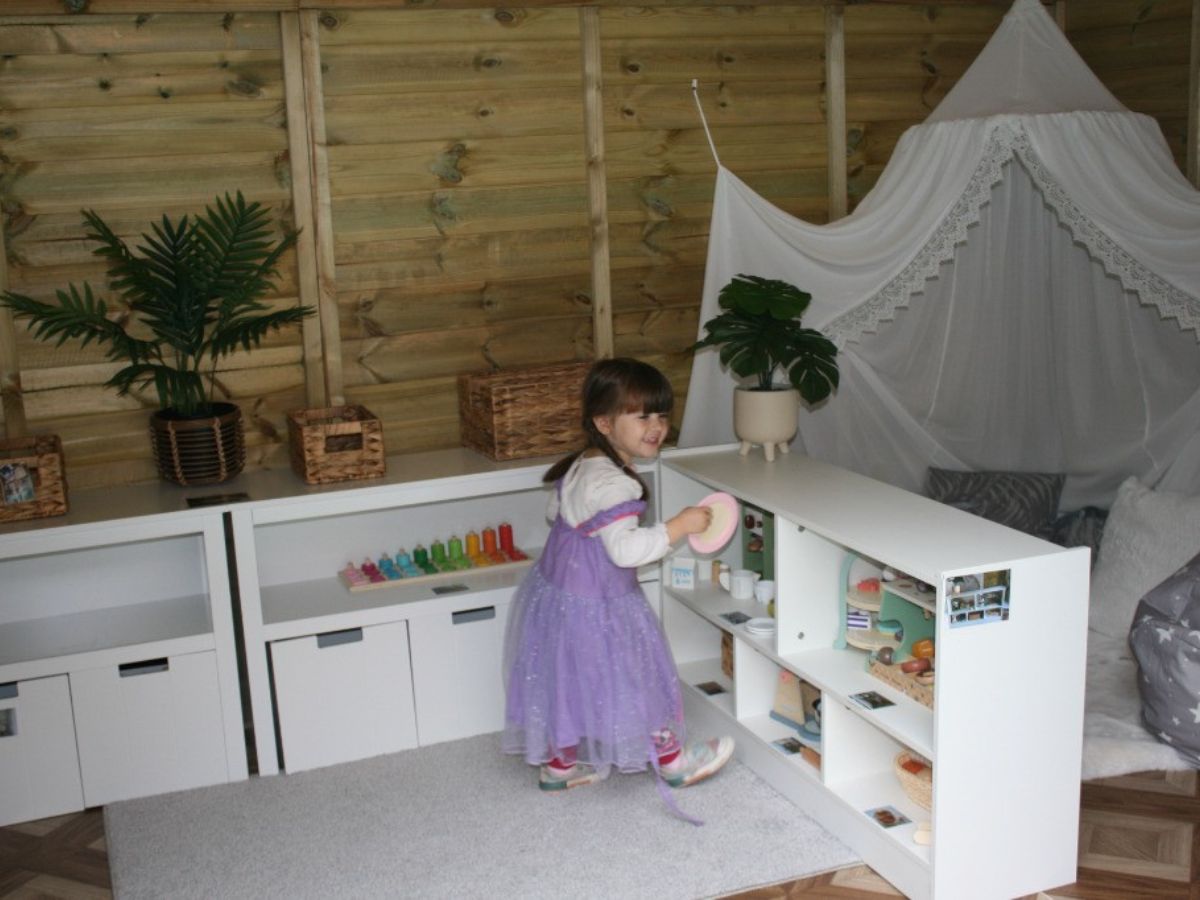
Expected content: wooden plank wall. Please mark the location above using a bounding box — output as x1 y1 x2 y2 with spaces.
0 1 1194 489
1068 0 1195 173
0 12 304 486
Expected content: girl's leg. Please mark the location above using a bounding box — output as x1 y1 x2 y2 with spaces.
652 729 682 767
540 743 600 792
546 744 577 771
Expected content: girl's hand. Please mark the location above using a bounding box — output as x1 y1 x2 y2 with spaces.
666 505 712 544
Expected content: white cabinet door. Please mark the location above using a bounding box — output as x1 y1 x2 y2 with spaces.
408 590 511 746
71 651 229 806
0 675 83 826
271 620 418 772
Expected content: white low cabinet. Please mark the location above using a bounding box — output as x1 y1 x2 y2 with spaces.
0 494 249 826
71 651 230 806
658 446 1090 900
231 449 561 775
270 620 418 773
0 675 84 827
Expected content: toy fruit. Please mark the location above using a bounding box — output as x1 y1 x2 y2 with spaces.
900 657 932 674
911 638 935 659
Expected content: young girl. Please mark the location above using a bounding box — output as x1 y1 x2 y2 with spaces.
502 357 734 797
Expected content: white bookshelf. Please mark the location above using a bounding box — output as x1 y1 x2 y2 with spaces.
658 445 1090 900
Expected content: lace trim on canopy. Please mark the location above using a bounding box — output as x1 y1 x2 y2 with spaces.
1011 130 1200 338
826 122 1200 346
824 124 1018 346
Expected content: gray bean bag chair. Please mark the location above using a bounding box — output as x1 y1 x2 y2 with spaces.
1129 548 1200 767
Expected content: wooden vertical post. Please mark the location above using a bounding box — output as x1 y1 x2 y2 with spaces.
580 5 614 360
298 10 345 406
1189 0 1200 186
281 12 327 408
825 2 847 222
0 219 28 439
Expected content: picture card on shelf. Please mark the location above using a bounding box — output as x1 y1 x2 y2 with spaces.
772 736 804 755
851 690 895 710
720 611 751 625
695 681 727 696
865 805 910 829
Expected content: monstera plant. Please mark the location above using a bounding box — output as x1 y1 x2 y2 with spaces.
693 274 838 459
1 191 313 485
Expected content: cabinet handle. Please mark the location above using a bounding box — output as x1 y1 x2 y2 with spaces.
452 606 496 625
316 627 363 648
0 682 16 700
119 658 170 677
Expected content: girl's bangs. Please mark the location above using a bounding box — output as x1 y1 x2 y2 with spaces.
622 381 673 415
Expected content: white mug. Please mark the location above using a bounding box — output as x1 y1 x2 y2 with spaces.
719 567 760 601
754 579 776 606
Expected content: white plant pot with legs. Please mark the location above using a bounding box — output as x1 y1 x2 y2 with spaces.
733 387 799 461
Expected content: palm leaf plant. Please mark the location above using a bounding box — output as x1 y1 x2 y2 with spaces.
1 191 312 418
693 274 838 404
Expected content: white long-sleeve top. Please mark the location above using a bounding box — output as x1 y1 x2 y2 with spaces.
547 454 671 569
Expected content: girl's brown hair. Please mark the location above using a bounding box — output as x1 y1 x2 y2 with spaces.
543 357 673 498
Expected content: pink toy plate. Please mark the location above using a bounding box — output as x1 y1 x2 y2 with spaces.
689 491 739 554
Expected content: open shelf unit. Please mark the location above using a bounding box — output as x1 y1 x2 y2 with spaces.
0 506 246 824
658 445 1090 900
229 448 594 774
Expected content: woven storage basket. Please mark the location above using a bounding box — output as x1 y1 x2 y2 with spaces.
457 361 590 461
894 750 932 811
0 434 68 523
288 405 386 484
868 657 934 709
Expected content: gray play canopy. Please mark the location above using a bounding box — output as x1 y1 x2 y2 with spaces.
680 0 1200 511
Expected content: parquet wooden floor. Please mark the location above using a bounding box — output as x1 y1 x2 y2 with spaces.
1 769 1196 899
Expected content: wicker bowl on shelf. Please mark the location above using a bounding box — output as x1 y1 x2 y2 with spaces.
894 750 932 811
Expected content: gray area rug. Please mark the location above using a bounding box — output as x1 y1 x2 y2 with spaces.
106 733 858 899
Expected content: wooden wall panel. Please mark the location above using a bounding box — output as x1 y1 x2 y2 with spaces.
312 7 591 457
599 5 825 427
1068 0 1193 172
844 5 1003 205
0 12 304 484
0 1 1194 488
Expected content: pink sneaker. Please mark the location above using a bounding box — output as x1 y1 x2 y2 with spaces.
661 736 735 788
538 762 601 792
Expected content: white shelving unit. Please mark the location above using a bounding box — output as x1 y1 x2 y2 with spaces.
658 445 1090 900
229 448 570 774
0 498 247 824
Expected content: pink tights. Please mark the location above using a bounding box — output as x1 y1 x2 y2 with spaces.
548 729 681 770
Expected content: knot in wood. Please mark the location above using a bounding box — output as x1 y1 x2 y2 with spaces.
494 9 518 25
62 0 89 12
318 12 341 30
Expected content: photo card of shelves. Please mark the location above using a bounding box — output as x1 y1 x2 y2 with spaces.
946 568 1011 628
339 522 531 594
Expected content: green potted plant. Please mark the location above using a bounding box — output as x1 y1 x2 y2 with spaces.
692 273 838 460
1 192 313 485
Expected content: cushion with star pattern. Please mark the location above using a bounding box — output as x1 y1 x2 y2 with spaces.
1129 548 1200 767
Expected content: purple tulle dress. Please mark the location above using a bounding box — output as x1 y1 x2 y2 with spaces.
502 491 684 775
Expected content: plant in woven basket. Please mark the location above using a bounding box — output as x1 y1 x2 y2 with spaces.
692 274 839 460
1 192 314 484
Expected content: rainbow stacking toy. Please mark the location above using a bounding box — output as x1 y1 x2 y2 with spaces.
338 522 531 593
